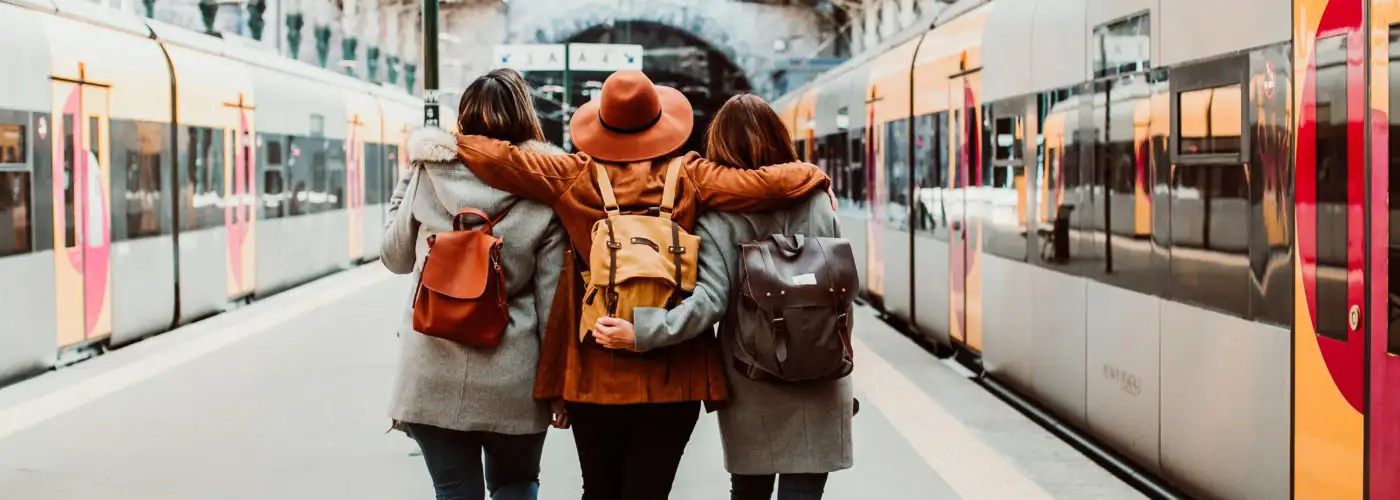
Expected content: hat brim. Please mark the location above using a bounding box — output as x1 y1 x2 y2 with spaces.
569 85 694 163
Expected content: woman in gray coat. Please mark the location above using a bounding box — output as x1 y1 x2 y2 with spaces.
382 69 566 500
592 94 853 500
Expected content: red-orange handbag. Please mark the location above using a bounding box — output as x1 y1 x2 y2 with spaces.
412 208 510 347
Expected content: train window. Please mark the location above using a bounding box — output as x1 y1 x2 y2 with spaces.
913 113 942 234
266 138 283 166
310 114 325 137
1169 164 1252 317
993 115 1021 164
1177 85 1243 155
62 113 76 246
1315 34 1349 341
1388 25 1400 353
0 124 25 165
288 135 312 217
883 119 912 230
0 171 32 257
327 139 346 210
122 122 165 239
1093 13 1151 79
365 143 384 205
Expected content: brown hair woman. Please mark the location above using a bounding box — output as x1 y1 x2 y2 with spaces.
448 71 831 499
620 93 854 500
382 68 569 500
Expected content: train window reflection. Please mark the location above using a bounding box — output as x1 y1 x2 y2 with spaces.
0 171 32 257
1315 33 1349 342
1178 85 1242 155
0 124 26 164
123 122 164 239
1093 13 1151 79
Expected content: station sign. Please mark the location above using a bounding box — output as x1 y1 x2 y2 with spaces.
568 43 644 72
492 43 644 72
492 44 568 72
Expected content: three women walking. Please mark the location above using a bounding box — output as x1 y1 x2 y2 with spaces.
385 67 855 500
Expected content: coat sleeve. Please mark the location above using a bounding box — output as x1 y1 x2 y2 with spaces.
381 168 420 275
456 135 587 205
631 214 734 352
532 221 567 342
685 152 831 213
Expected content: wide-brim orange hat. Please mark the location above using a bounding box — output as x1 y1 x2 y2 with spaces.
570 70 694 163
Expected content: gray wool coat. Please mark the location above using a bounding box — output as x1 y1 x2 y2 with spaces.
632 192 854 475
382 127 566 435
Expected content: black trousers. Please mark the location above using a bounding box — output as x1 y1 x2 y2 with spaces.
568 401 701 500
730 473 830 500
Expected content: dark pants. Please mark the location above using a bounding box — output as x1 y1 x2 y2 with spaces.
405 423 547 500
568 401 701 500
730 473 830 500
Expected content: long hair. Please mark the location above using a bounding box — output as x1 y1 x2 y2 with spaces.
705 94 799 170
456 68 546 144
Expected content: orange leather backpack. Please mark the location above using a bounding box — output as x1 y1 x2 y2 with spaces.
413 208 510 347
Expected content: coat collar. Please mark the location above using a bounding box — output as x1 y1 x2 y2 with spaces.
409 128 566 165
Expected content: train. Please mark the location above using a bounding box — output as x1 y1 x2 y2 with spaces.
0 0 419 383
772 0 1398 498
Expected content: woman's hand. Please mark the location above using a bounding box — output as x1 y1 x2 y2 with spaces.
550 400 570 429
592 316 636 350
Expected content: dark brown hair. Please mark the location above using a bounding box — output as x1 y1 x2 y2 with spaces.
456 68 546 144
705 93 798 170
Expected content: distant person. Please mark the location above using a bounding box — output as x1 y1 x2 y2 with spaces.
600 94 855 500
381 68 567 500
449 70 832 499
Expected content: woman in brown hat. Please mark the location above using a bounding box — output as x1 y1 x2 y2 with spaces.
449 70 831 500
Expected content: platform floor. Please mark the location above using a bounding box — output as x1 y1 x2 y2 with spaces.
0 265 1144 500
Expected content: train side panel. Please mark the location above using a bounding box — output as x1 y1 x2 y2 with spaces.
0 3 60 382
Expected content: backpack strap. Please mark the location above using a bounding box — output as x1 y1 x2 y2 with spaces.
595 163 621 219
660 158 685 305
658 157 683 221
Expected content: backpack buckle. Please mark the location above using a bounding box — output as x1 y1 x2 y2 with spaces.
770 316 787 331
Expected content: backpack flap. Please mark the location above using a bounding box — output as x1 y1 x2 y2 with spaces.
420 231 498 300
739 237 853 310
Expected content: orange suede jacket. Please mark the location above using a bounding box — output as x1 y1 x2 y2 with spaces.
454 135 830 406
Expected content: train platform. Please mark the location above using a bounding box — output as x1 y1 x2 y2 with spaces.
0 265 1144 500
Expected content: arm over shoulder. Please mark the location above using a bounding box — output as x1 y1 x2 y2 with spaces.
456 135 587 205
631 213 736 351
684 152 831 213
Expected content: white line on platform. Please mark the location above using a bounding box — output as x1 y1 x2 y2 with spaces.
0 269 390 443
852 337 1053 500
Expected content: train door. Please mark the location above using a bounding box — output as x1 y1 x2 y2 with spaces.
50 68 112 348
346 114 365 262
1370 2 1400 496
225 93 255 299
948 72 982 349
1293 5 1366 497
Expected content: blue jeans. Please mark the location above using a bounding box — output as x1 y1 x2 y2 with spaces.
730 473 829 500
406 423 547 500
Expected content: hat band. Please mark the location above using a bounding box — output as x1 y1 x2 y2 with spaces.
598 108 663 134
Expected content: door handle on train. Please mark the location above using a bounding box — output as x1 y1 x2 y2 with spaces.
1349 305 1361 331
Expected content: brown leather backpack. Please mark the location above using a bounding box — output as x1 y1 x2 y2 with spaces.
412 208 510 347
578 158 700 347
732 234 858 382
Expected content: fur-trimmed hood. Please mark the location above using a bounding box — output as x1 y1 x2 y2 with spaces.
408 127 564 164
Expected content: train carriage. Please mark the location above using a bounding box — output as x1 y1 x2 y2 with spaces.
0 0 418 383
778 0 1400 497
